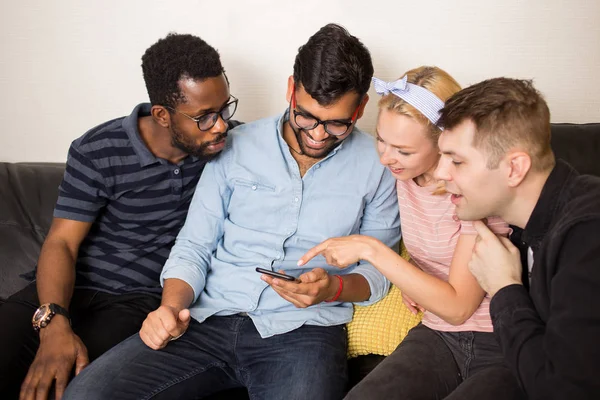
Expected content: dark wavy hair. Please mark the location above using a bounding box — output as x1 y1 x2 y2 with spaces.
141 33 225 108
293 23 373 106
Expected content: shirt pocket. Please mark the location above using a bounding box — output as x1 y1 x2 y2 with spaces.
298 186 365 241
228 178 280 230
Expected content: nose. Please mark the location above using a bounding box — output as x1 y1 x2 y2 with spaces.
434 155 452 181
309 123 330 141
211 114 228 135
378 144 395 166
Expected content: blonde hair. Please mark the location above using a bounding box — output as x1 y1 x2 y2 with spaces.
378 66 461 143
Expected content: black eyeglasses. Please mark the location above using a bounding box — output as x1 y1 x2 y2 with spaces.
166 95 238 131
290 84 360 136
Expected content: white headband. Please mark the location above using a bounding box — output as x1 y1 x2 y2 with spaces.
372 76 445 125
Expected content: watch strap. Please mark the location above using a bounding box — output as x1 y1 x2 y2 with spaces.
49 303 71 321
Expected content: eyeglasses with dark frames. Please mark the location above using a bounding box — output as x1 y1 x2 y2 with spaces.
290 84 360 136
166 95 238 131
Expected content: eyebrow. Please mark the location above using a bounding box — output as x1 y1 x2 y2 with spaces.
190 96 231 118
375 132 415 150
296 104 353 123
441 150 464 158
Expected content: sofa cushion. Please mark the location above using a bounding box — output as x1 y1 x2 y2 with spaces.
347 242 422 358
0 162 65 299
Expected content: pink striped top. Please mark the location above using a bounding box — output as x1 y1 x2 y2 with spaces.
397 178 510 333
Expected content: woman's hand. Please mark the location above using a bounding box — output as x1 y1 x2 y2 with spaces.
298 235 376 268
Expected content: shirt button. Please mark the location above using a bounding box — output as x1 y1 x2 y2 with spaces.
252 185 257 190
173 169 180 175
294 197 299 202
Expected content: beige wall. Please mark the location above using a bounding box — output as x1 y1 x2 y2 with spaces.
1 0 599 162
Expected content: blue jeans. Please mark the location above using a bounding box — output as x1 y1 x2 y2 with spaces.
63 315 348 400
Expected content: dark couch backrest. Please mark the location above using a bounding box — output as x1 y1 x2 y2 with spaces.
0 163 65 298
551 123 600 176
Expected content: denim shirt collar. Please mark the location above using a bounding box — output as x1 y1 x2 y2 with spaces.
521 160 578 250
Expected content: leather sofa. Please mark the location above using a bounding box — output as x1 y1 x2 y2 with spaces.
1 123 599 394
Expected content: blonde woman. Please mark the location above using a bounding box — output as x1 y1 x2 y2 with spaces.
300 67 525 399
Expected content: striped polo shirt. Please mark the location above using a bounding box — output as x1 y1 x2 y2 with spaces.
54 103 234 295
397 178 510 332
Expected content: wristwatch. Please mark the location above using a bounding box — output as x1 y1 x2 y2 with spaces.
32 303 70 332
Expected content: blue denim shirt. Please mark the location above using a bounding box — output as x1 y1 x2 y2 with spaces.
161 112 401 338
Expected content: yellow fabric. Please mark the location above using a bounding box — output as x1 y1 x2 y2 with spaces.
347 242 423 358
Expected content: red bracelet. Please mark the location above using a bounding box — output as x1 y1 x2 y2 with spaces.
325 275 344 303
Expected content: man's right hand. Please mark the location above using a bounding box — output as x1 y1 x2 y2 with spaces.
20 316 89 400
139 306 191 350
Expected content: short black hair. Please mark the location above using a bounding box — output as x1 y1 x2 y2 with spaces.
141 33 225 108
293 23 373 106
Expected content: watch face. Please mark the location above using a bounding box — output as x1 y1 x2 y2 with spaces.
33 304 51 325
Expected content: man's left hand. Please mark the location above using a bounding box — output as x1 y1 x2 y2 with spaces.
470 220 523 297
261 268 337 307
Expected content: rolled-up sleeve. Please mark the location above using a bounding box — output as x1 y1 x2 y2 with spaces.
352 167 400 305
160 150 232 301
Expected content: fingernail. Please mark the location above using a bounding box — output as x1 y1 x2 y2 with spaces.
297 260 304 266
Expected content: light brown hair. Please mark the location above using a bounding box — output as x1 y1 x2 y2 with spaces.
439 78 555 172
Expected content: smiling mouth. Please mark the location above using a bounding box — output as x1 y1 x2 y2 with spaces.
450 193 463 204
303 131 329 148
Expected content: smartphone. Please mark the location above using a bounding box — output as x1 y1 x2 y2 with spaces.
255 267 297 282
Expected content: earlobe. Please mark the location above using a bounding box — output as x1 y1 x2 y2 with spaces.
507 152 532 187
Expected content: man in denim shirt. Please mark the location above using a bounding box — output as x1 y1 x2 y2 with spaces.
64 24 400 400
436 78 600 399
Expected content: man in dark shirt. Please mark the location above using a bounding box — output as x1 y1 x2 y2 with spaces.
0 33 240 400
435 77 600 399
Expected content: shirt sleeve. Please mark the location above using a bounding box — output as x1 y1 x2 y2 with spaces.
53 143 109 222
489 220 600 399
160 150 232 301
349 167 401 306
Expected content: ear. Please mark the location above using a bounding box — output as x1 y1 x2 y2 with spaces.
355 94 370 120
151 105 171 128
506 151 532 187
285 75 294 104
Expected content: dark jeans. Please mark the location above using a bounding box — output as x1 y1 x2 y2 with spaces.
345 324 526 400
0 282 160 399
63 315 348 400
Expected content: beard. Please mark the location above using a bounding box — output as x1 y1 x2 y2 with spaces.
171 122 227 162
290 123 344 159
